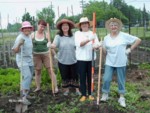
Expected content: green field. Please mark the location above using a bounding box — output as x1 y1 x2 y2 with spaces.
0 27 150 44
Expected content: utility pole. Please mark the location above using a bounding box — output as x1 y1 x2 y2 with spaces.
80 0 85 13
50 1 54 11
67 7 68 16
50 1 54 29
25 8 26 21
58 6 60 18
71 5 74 16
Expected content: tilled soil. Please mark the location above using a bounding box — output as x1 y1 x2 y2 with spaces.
0 66 149 113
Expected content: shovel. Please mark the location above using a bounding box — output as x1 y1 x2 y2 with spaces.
9 40 28 113
9 99 28 113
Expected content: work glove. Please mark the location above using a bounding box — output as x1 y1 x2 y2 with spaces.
125 48 131 55
93 41 103 48
89 33 96 41
18 38 25 46
54 54 58 60
47 42 51 48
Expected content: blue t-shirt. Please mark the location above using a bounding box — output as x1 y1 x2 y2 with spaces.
12 33 33 67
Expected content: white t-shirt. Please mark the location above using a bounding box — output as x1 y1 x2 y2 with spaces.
75 30 99 61
103 31 138 67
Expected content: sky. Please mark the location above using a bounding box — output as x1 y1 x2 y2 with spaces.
0 0 150 29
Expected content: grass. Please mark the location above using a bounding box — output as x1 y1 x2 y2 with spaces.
0 68 20 94
0 64 150 113
0 27 150 44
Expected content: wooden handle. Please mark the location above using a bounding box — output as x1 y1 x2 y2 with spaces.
92 12 96 34
97 37 103 105
91 12 96 92
47 23 51 42
47 23 55 95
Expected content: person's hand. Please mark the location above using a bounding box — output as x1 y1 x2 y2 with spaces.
18 39 25 46
47 42 51 48
125 48 131 55
89 33 96 41
93 41 103 48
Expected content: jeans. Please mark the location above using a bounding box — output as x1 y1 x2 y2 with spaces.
19 66 34 90
102 65 126 94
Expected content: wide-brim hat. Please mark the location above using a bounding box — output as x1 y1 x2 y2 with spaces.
56 19 75 29
20 21 34 31
76 17 93 28
105 18 123 30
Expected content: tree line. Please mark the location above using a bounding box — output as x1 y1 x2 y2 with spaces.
6 0 150 32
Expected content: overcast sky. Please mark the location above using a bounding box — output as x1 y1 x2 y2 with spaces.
0 0 150 28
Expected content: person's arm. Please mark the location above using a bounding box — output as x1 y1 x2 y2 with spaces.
47 34 58 49
80 39 90 47
47 42 57 49
12 39 25 53
30 32 35 40
80 33 96 47
130 38 141 51
126 38 141 54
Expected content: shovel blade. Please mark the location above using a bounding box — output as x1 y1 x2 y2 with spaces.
15 103 28 113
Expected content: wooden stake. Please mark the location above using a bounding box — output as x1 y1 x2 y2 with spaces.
97 37 103 105
47 23 55 96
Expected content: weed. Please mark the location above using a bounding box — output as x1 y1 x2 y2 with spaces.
138 63 150 70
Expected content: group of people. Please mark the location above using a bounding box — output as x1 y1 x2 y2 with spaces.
12 17 141 107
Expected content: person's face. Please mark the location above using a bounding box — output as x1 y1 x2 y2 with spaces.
61 23 69 32
22 27 32 35
80 22 89 32
38 24 46 32
109 22 119 32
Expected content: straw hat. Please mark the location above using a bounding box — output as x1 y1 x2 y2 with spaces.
20 21 33 31
56 19 75 29
76 17 93 28
105 18 123 30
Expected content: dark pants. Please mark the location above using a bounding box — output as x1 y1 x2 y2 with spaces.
77 60 92 96
58 62 79 88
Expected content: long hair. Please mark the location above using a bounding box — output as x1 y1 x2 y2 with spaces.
57 24 73 37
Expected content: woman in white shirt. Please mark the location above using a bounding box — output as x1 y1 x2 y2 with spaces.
75 17 101 102
101 18 141 107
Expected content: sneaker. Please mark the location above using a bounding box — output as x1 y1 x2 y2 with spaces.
80 96 86 102
75 91 81 96
118 97 126 107
22 98 31 105
100 93 109 101
33 88 41 93
63 91 69 96
54 87 59 94
26 95 35 99
89 95 94 101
